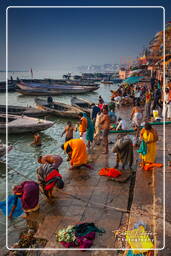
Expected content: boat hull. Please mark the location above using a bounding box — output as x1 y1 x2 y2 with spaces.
17 82 99 95
35 98 81 119
0 114 54 134
0 105 49 117
109 121 171 133
71 97 92 113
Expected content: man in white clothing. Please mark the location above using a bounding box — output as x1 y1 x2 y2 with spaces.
116 117 127 130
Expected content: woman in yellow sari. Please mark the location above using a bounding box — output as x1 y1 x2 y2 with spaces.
62 138 88 170
140 123 158 167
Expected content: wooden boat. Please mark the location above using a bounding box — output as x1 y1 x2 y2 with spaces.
0 114 54 134
0 104 49 117
112 78 123 84
110 120 171 134
110 128 135 134
148 120 171 125
101 80 113 84
16 89 62 96
71 97 92 113
35 98 81 118
20 78 98 87
0 81 16 92
16 82 99 95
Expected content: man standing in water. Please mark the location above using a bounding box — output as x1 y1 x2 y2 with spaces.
100 107 110 154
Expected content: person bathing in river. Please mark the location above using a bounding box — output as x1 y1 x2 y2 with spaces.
61 138 88 170
37 156 64 201
9 181 39 219
31 133 42 146
61 121 75 142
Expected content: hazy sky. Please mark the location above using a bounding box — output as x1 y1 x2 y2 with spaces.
0 0 171 71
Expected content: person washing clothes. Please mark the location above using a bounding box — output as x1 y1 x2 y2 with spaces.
61 138 88 170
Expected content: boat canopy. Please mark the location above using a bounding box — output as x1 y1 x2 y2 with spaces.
122 76 144 85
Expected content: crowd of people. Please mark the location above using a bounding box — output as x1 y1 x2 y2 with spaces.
9 78 171 219
110 78 171 120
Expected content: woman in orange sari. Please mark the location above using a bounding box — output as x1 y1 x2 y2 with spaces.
140 123 158 167
62 138 88 170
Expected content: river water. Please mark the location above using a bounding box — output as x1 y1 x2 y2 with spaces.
0 71 121 199
0 71 135 248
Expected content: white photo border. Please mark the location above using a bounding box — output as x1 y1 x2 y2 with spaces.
6 5 166 251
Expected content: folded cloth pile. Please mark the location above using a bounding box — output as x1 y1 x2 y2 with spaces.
56 222 105 248
98 168 122 178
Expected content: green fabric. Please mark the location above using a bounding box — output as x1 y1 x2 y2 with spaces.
56 225 76 242
108 102 115 111
137 140 147 156
73 224 105 237
123 76 144 85
83 113 94 142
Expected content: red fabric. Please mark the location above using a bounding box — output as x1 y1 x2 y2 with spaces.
98 103 104 110
99 168 122 178
45 169 62 191
143 163 163 171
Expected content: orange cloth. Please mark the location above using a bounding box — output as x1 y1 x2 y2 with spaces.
99 168 122 178
64 139 88 167
143 163 163 171
79 117 88 133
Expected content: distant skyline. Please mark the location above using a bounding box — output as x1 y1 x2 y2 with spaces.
1 0 171 71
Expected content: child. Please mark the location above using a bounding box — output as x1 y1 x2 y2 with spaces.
31 133 42 146
61 121 75 142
